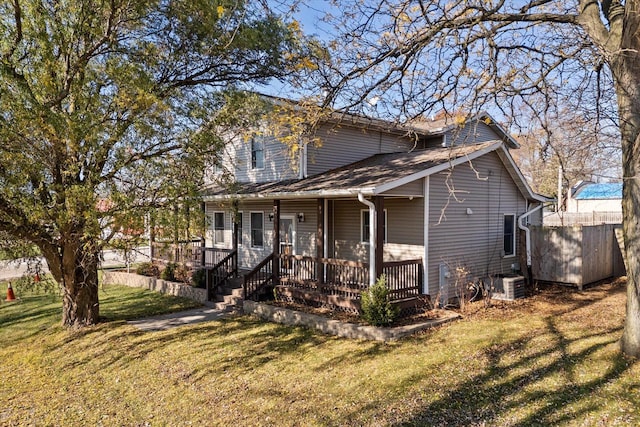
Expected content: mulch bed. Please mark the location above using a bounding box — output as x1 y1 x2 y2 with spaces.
266 277 628 328
269 300 455 327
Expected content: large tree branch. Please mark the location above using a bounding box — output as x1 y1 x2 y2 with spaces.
323 2 583 110
3 0 22 62
577 0 618 52
46 0 123 109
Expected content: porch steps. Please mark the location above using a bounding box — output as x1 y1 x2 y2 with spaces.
209 277 244 312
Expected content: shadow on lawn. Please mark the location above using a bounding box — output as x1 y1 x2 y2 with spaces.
98 288 200 321
391 317 632 426
48 314 345 378
530 279 625 315
0 294 64 342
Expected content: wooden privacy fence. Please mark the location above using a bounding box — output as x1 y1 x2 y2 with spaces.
543 211 622 226
530 224 626 289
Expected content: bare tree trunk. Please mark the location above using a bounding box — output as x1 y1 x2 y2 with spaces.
61 251 100 327
614 9 640 355
43 241 101 327
619 122 640 355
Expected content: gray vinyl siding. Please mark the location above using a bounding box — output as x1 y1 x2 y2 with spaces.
278 200 318 257
445 121 501 146
427 151 527 297
205 200 318 269
381 180 423 197
332 198 424 263
307 123 414 176
332 200 368 261
210 135 299 185
384 198 425 261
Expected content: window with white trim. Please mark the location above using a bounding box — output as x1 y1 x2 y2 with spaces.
213 212 225 246
503 214 516 257
361 209 387 243
251 137 264 169
250 212 264 248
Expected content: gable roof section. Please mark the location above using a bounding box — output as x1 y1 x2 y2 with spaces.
203 141 546 203
404 112 520 149
259 94 518 148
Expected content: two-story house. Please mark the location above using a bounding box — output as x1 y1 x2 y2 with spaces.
200 101 547 311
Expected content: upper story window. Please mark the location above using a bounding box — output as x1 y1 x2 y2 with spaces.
503 214 516 257
361 209 387 243
251 137 264 169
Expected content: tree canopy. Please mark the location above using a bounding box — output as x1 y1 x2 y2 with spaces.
0 0 309 326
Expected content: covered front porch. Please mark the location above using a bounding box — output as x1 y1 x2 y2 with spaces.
198 194 427 315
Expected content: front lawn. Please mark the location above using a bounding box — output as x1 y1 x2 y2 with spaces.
0 280 638 426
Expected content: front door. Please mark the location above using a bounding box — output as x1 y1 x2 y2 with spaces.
279 216 295 257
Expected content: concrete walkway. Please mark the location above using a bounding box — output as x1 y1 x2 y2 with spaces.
127 305 232 331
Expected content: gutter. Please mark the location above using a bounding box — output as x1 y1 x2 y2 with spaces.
357 193 377 286
202 188 378 202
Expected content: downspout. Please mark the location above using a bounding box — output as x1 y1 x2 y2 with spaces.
298 140 308 179
358 193 377 286
423 176 430 295
517 203 544 284
299 141 305 179
324 198 329 280
324 199 328 258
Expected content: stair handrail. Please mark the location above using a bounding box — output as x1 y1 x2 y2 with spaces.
205 249 238 301
243 252 275 301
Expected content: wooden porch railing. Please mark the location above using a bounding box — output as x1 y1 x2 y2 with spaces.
278 254 370 299
205 249 238 301
382 259 423 300
277 255 423 302
243 253 275 301
193 246 235 268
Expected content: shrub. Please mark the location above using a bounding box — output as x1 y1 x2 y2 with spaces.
174 264 192 284
360 275 398 327
191 269 206 288
161 262 177 281
136 262 159 277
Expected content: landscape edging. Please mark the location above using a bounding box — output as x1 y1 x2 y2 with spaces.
243 300 460 341
102 271 207 304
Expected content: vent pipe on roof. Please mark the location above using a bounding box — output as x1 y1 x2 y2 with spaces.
358 193 377 286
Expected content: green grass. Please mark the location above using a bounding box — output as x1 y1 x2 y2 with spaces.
0 281 638 426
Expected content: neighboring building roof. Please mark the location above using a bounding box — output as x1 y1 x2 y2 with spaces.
203 141 547 203
573 182 622 200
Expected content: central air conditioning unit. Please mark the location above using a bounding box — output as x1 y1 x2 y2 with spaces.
490 275 525 301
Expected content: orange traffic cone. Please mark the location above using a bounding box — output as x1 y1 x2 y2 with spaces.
5 283 16 302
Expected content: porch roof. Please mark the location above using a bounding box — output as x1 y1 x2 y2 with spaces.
202 141 546 202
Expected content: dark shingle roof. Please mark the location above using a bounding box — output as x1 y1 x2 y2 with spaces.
203 141 499 199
